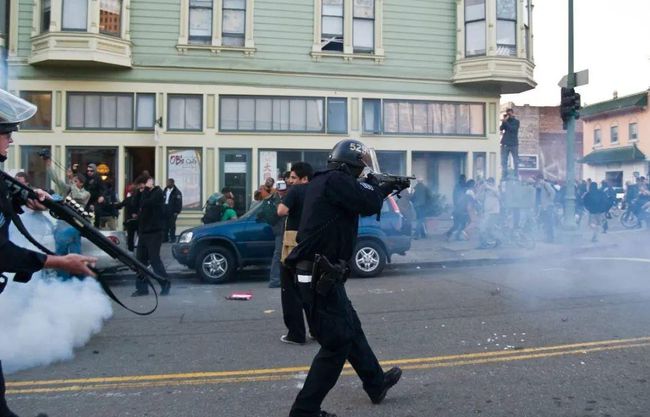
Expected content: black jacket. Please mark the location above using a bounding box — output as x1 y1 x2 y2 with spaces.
115 190 139 225
0 178 46 278
583 190 610 214
137 186 165 234
286 168 385 266
164 186 183 214
500 117 520 146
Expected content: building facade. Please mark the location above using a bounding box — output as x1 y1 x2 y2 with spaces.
505 103 583 181
3 0 535 227
581 90 650 188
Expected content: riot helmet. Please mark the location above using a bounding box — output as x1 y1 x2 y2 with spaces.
328 139 374 169
0 89 37 134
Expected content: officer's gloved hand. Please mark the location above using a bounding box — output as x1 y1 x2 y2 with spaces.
365 173 394 197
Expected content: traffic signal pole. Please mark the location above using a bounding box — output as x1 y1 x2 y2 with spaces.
563 0 577 229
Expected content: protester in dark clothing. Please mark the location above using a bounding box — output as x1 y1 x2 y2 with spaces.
277 162 314 345
575 180 587 225
584 182 610 242
115 183 139 251
96 182 119 230
285 140 401 417
500 108 520 178
411 179 432 239
163 178 183 242
132 175 171 297
84 163 105 227
446 178 474 241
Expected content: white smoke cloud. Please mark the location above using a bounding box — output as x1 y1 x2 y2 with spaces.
0 208 113 374
0 275 113 374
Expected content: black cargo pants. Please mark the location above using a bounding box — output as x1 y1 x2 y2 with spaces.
289 284 385 417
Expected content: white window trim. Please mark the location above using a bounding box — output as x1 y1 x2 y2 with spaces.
311 0 384 63
177 0 256 55
31 0 131 40
455 0 532 60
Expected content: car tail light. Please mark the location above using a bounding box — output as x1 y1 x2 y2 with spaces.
107 235 120 245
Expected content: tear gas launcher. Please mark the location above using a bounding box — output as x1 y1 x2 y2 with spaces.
0 169 160 315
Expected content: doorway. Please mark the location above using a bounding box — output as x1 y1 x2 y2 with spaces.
125 147 155 187
220 149 252 216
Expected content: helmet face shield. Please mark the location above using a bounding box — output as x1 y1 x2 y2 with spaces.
0 89 37 125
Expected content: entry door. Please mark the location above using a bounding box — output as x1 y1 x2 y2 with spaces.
220 149 252 216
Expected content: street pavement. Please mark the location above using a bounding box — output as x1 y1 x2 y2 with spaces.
5 222 650 417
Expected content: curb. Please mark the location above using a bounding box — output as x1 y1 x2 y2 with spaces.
385 242 619 272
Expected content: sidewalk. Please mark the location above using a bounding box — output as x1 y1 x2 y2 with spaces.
159 216 635 276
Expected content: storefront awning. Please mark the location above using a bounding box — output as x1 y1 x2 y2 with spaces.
580 144 646 165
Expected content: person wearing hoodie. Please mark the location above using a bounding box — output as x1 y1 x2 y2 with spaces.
583 181 610 242
131 174 171 297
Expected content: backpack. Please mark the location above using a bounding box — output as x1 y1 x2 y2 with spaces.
202 193 226 224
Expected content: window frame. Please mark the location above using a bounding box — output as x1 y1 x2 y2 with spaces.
222 0 247 47
178 0 255 53
167 94 204 132
629 122 638 142
41 0 51 33
610 125 619 144
311 0 384 62
594 128 602 145
19 91 53 131
61 0 89 31
326 97 348 134
135 93 156 131
321 0 344 52
66 92 135 131
362 98 486 137
496 0 517 56
352 0 375 53
464 0 486 57
99 0 123 37
188 0 213 44
220 95 348 134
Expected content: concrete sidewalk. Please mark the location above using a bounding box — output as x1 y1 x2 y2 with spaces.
158 216 639 276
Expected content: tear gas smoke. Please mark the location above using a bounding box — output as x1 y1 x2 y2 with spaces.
0 209 113 374
0 275 113 374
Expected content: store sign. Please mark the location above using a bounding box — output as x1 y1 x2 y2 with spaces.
167 148 202 209
518 154 539 171
259 151 277 185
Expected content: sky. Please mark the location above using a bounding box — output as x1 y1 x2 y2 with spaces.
502 0 650 107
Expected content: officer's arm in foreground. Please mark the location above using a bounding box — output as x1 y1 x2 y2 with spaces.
324 171 385 217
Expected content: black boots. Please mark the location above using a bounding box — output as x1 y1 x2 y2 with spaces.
370 367 402 405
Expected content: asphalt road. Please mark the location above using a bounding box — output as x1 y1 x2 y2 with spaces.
7 239 650 417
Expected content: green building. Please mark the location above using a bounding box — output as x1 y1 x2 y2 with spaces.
4 0 535 227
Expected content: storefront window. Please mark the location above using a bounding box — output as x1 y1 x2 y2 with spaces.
66 147 118 191
258 150 329 185
20 146 50 190
167 148 202 210
20 91 52 130
376 151 406 175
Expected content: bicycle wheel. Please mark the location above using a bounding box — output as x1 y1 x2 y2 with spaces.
620 210 639 229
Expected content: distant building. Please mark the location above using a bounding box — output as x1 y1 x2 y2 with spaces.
502 103 583 182
580 89 650 188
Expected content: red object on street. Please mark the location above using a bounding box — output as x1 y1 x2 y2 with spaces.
226 291 253 301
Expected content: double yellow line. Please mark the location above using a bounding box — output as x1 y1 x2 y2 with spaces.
8 336 650 395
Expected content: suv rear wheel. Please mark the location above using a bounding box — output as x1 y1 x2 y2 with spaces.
350 240 386 278
196 246 236 284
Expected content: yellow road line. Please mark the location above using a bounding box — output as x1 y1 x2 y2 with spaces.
8 337 650 395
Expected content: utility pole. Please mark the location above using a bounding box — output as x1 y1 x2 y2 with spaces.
563 0 577 229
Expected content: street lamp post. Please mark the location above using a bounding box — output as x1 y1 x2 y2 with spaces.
563 0 577 229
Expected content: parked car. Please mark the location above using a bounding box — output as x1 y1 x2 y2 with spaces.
11 211 130 273
172 196 411 284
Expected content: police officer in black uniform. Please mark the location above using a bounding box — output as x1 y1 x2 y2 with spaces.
0 90 96 417
285 139 402 417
